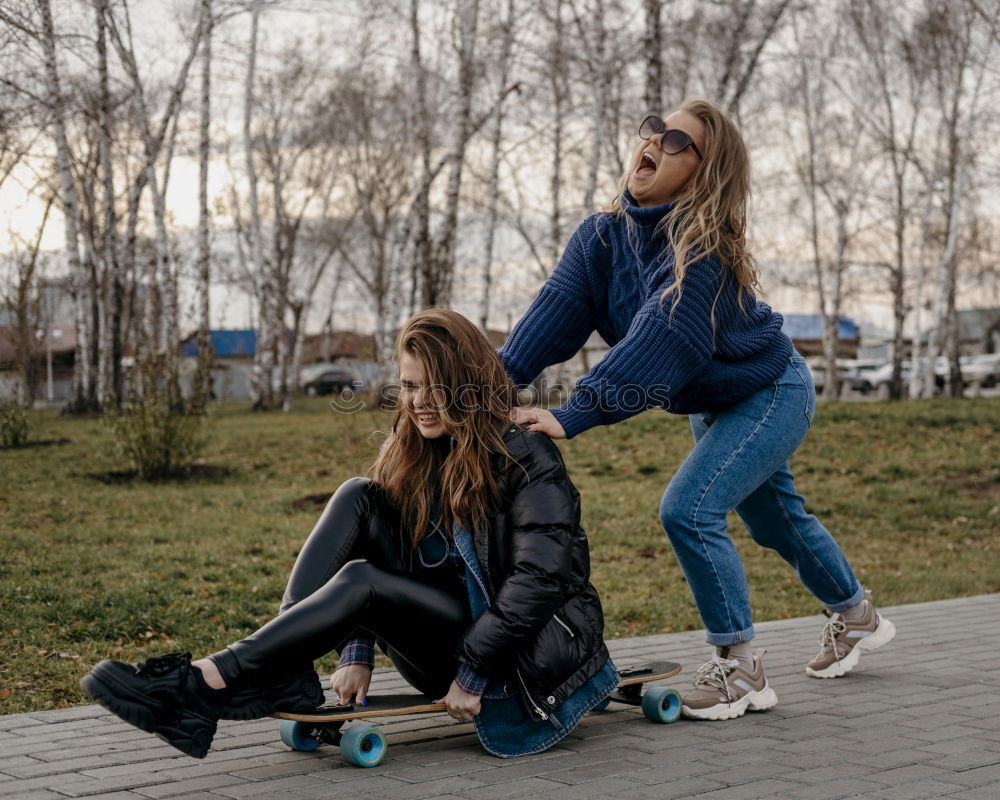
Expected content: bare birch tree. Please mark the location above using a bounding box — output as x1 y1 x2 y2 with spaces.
36 0 93 413
191 0 214 414
244 0 275 411
479 0 518 331
841 0 927 400
920 0 998 397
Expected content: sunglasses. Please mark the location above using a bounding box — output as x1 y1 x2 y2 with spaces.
639 115 703 161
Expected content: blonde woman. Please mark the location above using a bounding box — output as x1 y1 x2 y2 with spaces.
500 97 895 721
80 309 617 759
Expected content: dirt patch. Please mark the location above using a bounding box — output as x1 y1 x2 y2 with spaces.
941 470 1000 500
291 492 332 510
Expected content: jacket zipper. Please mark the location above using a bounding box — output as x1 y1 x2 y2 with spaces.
514 664 548 721
553 613 575 638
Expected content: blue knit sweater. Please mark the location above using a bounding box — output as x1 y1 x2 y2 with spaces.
496 189 794 439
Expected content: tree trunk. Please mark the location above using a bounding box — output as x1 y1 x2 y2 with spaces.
909 120 943 400
39 0 93 414
425 0 480 307
642 0 663 112
95 0 121 411
192 0 213 414
548 0 566 266
582 0 607 211
245 0 274 410
283 299 304 413
479 0 516 331
825 204 848 400
409 0 432 316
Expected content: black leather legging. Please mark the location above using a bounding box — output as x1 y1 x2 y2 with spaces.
211 477 471 699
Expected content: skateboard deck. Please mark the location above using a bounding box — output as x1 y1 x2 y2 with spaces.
272 660 683 766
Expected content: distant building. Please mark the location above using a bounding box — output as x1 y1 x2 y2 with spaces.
0 279 77 404
918 308 1000 356
856 320 898 361
779 314 861 358
857 308 1000 362
179 328 300 401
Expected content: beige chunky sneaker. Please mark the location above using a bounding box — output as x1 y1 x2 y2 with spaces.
681 647 778 721
806 589 896 678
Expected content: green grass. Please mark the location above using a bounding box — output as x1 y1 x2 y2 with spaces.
1 397 998 714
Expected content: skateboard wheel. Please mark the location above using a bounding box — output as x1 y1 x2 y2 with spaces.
340 723 387 767
642 686 682 723
279 720 321 751
592 696 612 711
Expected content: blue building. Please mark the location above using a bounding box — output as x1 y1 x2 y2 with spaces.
780 313 860 357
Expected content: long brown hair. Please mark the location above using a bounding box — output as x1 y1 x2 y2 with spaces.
604 97 762 344
369 308 519 549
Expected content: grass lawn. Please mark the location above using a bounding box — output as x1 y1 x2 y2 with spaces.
1 396 998 715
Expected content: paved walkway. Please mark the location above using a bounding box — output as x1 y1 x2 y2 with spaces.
2 594 999 800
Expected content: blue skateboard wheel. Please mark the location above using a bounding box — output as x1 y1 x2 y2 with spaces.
279 719 321 751
340 723 387 767
642 686 682 723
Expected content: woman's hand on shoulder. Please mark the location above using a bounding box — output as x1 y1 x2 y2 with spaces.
330 664 372 706
439 679 481 722
509 406 566 439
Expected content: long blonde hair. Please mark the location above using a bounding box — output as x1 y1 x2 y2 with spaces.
369 308 518 549
604 97 761 344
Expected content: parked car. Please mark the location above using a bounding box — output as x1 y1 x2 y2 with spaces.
839 359 885 393
866 358 946 398
959 353 1000 389
802 358 877 394
302 367 359 396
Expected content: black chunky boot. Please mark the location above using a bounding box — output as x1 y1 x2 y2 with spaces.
80 652 232 759
219 666 326 720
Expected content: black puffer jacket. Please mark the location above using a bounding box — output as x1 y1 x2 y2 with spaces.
454 422 611 718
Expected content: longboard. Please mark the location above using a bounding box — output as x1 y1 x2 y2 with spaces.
272 660 683 766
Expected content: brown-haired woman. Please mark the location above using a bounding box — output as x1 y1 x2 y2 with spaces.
80 308 618 760
497 97 895 721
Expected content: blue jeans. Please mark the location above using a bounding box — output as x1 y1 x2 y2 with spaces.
658 351 864 646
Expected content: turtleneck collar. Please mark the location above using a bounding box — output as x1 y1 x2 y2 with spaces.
621 188 678 232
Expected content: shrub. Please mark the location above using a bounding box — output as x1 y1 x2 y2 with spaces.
0 397 29 448
105 392 209 480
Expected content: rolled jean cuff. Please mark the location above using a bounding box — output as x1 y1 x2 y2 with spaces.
824 584 865 614
705 623 755 647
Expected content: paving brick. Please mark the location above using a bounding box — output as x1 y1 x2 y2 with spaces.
939 789 1000 800
533 758 652 785
194 773 319 799
374 775 488 799
934 761 1000 788
388 759 500 783
611 775 729 799
783 778 901 799
453 776 567 799
6 756 122 780
0 792 66 800
672 777 804 799
0 774 94 796
848 780 972 800
0 715 48 732
0 755 45 771
276 773 410 798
